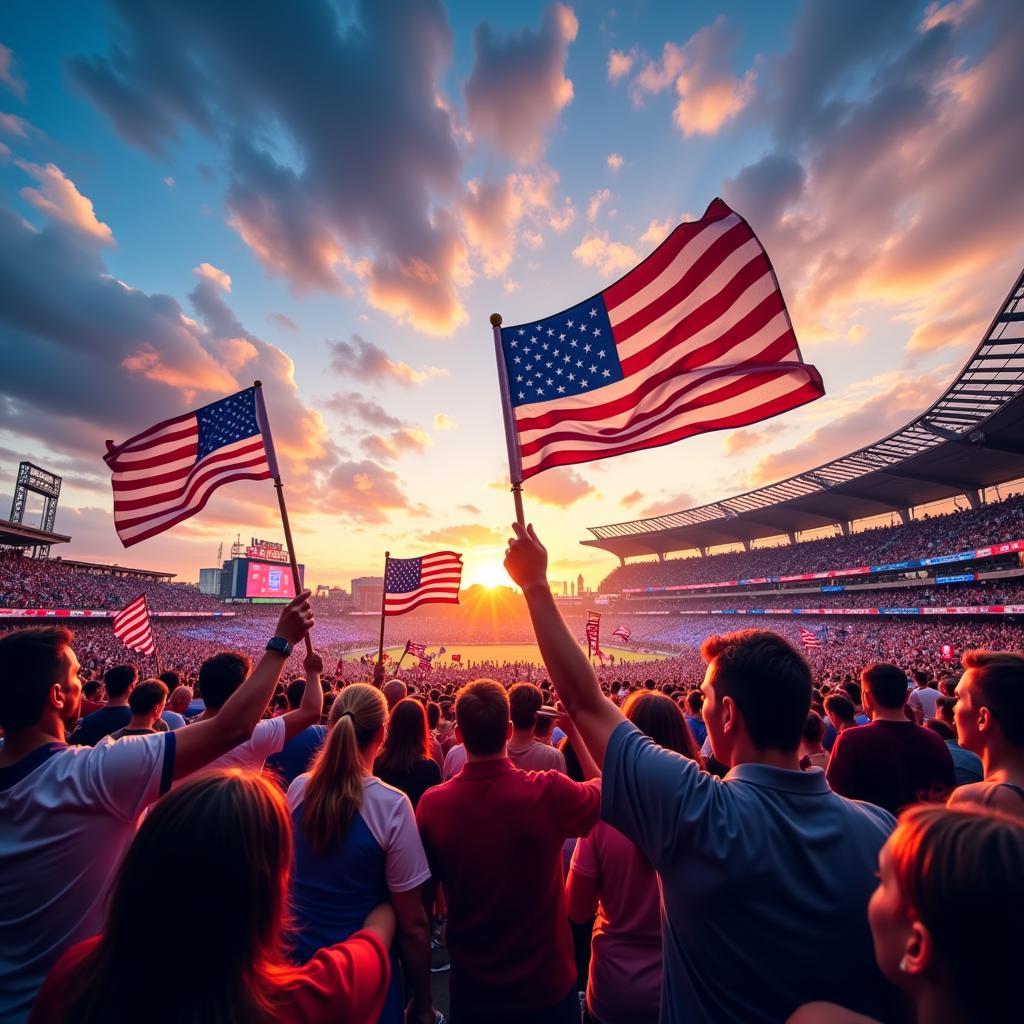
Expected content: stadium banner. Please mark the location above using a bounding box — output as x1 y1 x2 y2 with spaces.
0 609 236 618
621 538 1024 594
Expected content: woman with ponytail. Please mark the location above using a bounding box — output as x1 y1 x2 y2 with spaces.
288 683 439 1024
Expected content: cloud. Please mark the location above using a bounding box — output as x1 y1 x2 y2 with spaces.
194 262 231 291
457 503 481 516
522 466 595 507
586 188 614 224
323 458 418 524
360 427 431 461
0 112 30 137
639 217 673 246
464 3 579 163
327 334 447 386
324 392 404 430
17 162 114 244
268 312 298 332
620 489 644 507
640 491 696 517
607 48 635 82
722 423 786 456
433 413 457 431
572 232 639 276
606 152 624 172
0 45 26 99
69 0 471 334
625 17 756 136
419 523 506 547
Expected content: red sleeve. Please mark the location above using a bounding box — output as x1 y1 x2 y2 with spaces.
29 938 99 1024
277 929 390 1024
548 774 601 838
825 730 856 798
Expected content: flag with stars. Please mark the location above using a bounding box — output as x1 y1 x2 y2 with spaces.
497 198 824 479
384 551 463 616
104 386 275 547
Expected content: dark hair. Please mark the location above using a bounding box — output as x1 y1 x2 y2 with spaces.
198 653 251 710
559 736 585 781
285 679 305 710
83 680 103 699
685 690 703 715
841 680 862 706
0 626 74 732
456 679 509 756
426 701 440 730
159 670 181 689
375 698 430 777
700 630 812 752
936 695 956 727
861 663 909 710
622 690 699 760
824 694 856 724
802 711 824 744
508 683 542 730
927 719 955 741
961 650 1024 746
128 680 168 716
104 665 138 700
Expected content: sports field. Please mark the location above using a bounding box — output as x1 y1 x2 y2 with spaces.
344 642 669 666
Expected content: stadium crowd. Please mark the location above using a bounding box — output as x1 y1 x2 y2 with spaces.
1 520 1023 1024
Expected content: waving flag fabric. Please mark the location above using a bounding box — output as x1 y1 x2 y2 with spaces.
113 595 156 656
798 626 822 650
585 611 601 656
384 551 463 616
612 625 632 642
104 386 274 547
404 641 426 658
497 199 823 479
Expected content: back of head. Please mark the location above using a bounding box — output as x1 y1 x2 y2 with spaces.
508 682 542 730
83 680 103 700
926 719 955 741
158 670 181 690
622 690 699 760
841 680 862 706
700 630 812 753
935 695 956 728
104 664 138 700
802 710 824 745
685 690 703 716
303 683 387 852
169 685 192 713
426 700 440 730
456 679 510 756
824 694 856 724
285 678 305 710
888 805 1024 1020
960 650 1024 747
861 663 909 710
382 679 407 708
128 679 168 717
197 652 251 710
0 626 73 733
66 770 291 1020
377 697 429 776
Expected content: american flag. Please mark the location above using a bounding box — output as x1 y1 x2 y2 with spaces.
112 595 156 656
104 386 274 547
612 625 632 642
798 626 823 650
585 610 601 655
384 551 463 616
418 656 433 671
405 641 426 658
498 199 823 478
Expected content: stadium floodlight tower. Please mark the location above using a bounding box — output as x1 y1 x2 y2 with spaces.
9 461 62 558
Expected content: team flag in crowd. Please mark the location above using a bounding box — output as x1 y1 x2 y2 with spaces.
798 626 826 650
384 551 463 616
418 657 433 671
404 641 426 658
112 595 156 657
495 198 823 479
586 611 602 657
104 386 276 547
451 653 462 662
612 625 632 642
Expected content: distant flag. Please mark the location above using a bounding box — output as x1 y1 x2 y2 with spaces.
798 626 824 650
384 552 463 616
586 611 602 657
418 656 433 671
438 646 446 655
451 653 462 663
405 641 426 658
112 595 156 657
104 386 275 547
612 624 632 643
494 198 823 479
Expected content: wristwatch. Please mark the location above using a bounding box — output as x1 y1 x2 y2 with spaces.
266 636 293 657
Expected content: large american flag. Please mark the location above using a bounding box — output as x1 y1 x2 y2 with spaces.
498 199 823 478
112 595 156 657
384 552 463 616
612 625 632 643
798 626 823 650
104 386 274 547
405 640 426 658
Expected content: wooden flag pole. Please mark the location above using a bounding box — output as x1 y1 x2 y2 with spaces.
253 380 313 656
374 552 390 687
490 313 526 526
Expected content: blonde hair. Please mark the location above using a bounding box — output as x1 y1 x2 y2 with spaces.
302 683 387 852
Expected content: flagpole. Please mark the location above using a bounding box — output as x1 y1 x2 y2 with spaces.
374 552 390 687
253 380 313 656
490 313 525 526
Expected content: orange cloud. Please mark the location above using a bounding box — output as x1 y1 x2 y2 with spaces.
17 161 114 243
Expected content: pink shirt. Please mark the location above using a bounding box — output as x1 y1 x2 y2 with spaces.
570 820 662 1024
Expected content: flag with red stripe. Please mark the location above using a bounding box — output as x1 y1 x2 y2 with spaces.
497 198 823 478
798 626 822 650
112 595 156 656
384 551 463 616
104 386 275 547
585 610 601 656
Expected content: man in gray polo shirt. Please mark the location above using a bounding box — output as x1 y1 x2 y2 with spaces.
504 522 899 1024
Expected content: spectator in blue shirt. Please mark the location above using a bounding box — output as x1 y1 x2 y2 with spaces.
505 522 900 1024
266 678 327 788
682 690 707 748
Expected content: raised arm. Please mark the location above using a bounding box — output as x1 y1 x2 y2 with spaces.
172 591 314 779
281 649 325 742
504 522 625 767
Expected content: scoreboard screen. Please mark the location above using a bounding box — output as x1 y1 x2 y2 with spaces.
245 561 297 599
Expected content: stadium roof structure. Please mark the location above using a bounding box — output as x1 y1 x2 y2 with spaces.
0 518 71 553
582 266 1024 561
50 557 176 581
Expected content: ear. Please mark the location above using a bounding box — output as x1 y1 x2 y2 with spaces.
976 706 993 734
721 695 738 734
454 723 463 744
506 720 514 741
49 682 66 713
902 919 933 977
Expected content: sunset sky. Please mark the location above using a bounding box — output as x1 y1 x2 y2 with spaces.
1 0 1022 591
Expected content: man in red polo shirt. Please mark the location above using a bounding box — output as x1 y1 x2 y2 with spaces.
416 679 599 1024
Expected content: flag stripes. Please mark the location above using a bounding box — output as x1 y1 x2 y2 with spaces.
384 551 463 617
798 626 822 650
112 595 156 656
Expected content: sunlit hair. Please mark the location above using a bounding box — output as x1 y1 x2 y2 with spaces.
960 649 1024 745
302 683 387 852
61 771 294 1023
375 697 430 777
622 690 699 761
888 805 1024 1020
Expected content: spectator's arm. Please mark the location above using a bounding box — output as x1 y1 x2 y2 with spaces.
504 522 624 767
390 885 433 1021
281 649 325 742
566 864 600 925
172 592 314 780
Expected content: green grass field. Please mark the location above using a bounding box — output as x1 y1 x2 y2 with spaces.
343 642 668 666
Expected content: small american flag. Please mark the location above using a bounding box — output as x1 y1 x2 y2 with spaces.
585 611 601 655
612 625 632 642
384 551 463 616
418 656 433 671
104 386 275 547
498 198 823 478
405 641 426 658
798 626 822 650
112 595 156 656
